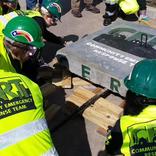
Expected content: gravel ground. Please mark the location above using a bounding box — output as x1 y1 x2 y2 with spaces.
147 0 156 7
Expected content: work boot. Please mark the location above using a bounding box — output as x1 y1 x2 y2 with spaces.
103 13 118 26
103 17 112 26
103 13 113 26
85 4 100 14
71 10 82 18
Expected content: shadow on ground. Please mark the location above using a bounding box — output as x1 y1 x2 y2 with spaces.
41 34 79 63
48 101 92 156
64 34 79 42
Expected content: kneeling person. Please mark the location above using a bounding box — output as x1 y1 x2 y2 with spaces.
0 70 58 156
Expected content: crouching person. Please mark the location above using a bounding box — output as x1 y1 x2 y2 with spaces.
0 70 58 156
105 59 156 156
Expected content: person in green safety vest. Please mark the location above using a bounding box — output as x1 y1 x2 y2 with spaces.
0 15 51 84
0 69 59 156
103 0 147 26
0 0 66 64
0 0 65 46
0 0 20 15
31 0 65 45
105 59 156 156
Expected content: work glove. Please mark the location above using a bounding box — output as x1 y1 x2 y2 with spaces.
37 65 66 85
37 66 54 85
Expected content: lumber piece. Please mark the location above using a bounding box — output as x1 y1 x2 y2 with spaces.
139 18 156 29
66 87 123 131
72 77 91 86
53 76 94 89
53 76 73 89
66 86 104 107
53 87 109 132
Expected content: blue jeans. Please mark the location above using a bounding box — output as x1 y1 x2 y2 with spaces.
26 0 43 10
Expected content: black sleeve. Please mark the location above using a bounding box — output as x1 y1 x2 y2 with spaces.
105 119 123 155
137 0 147 10
33 16 64 45
2 5 9 15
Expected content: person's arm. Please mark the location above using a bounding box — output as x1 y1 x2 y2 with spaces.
33 16 65 45
105 119 123 155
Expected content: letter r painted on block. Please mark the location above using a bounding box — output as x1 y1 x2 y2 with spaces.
110 77 121 93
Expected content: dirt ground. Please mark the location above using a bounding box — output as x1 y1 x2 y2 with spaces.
147 0 156 7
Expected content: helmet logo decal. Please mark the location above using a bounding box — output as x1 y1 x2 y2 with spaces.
50 3 61 13
11 30 34 42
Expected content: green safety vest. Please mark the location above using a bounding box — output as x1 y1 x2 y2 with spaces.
0 70 56 156
17 10 42 18
105 0 139 14
0 6 2 15
119 0 139 15
0 10 42 32
120 106 156 156
0 34 16 72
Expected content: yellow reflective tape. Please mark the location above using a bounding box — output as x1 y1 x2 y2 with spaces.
105 0 119 4
0 16 8 26
0 12 18 27
7 12 18 19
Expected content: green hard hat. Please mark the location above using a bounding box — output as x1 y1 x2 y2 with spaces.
42 0 62 20
124 59 156 99
3 16 44 48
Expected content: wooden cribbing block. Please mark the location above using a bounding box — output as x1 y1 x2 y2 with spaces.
139 18 156 29
66 87 123 131
72 77 91 86
66 87 104 106
54 76 96 89
53 76 73 89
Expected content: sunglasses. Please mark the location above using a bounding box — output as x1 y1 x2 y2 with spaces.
47 14 59 22
5 37 38 56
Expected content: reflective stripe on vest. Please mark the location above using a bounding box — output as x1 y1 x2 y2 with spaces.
0 118 48 150
105 0 119 5
42 147 59 156
15 10 42 18
119 0 139 14
0 11 18 26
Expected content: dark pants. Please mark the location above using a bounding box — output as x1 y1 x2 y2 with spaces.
26 0 43 9
137 0 147 10
41 42 64 63
71 0 93 11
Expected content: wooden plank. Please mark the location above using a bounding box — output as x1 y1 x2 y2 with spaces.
54 76 94 89
52 76 124 132
53 76 73 89
67 87 123 131
72 77 91 86
139 18 156 29
66 87 104 106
